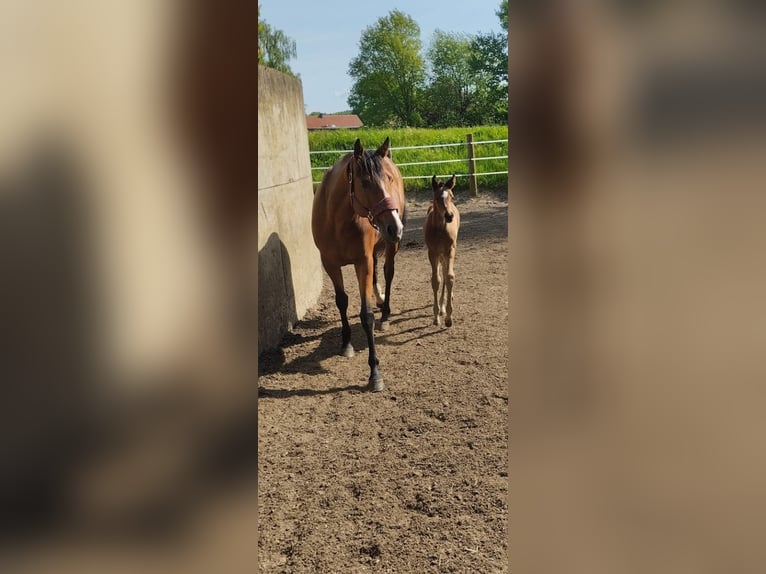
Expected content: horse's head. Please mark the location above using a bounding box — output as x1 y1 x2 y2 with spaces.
350 137 403 244
431 174 457 223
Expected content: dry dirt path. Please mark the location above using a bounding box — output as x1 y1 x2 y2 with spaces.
258 191 508 573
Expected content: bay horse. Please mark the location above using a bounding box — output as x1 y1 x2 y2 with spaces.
424 175 460 327
311 137 406 391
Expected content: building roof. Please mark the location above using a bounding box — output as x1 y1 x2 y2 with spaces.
306 114 364 130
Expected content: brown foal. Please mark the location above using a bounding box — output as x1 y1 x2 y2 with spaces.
424 175 460 327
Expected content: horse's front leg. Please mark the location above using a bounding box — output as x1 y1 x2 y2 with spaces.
428 250 441 326
444 245 456 327
355 257 383 391
323 258 354 357
379 242 399 330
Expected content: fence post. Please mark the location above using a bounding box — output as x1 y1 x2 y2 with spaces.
466 133 478 197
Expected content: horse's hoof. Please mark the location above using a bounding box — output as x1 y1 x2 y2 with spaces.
368 378 385 392
341 345 354 358
445 318 453 327
433 317 440 326
379 320 390 332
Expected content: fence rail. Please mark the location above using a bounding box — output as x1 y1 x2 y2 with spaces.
401 170 508 181
308 138 507 155
310 134 507 195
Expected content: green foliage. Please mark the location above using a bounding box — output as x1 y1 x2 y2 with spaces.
309 126 507 193
497 1 508 31
348 11 426 127
469 32 508 124
258 4 297 76
346 9 507 128
422 31 474 127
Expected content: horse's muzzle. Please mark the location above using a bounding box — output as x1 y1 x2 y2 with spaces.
381 211 404 243
385 222 403 243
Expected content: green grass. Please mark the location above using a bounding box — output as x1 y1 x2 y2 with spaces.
309 125 508 193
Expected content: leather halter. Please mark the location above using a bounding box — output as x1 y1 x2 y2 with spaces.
347 161 399 230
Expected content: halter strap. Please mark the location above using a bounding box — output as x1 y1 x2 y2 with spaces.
347 161 399 230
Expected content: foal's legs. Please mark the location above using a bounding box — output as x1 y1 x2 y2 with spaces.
323 259 354 357
379 242 399 330
444 246 456 327
438 255 447 320
372 253 385 308
355 257 383 391
429 250 441 326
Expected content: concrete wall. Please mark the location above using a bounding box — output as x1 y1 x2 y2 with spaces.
258 66 322 354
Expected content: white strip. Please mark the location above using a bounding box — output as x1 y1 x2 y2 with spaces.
394 158 467 167
469 170 508 176
312 172 508 183
312 156 508 171
473 155 509 162
308 139 508 155
398 171 508 181
397 155 509 167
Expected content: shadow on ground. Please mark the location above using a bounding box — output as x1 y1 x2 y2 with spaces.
257 300 438 396
401 197 507 251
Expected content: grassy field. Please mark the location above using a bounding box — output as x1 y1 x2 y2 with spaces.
309 125 508 193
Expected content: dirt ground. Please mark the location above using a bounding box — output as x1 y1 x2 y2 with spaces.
258 190 508 573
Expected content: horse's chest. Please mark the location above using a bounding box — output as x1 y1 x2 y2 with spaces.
316 218 372 264
426 222 454 246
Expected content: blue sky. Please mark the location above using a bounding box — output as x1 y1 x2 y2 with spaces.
260 1 506 114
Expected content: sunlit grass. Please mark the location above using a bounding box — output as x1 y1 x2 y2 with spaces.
309 125 508 193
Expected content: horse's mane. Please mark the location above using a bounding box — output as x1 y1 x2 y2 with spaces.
339 147 404 224
355 149 406 224
357 149 385 180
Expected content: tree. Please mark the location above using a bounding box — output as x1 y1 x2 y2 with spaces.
468 31 508 124
422 31 474 127
497 1 508 31
348 11 426 127
258 4 297 76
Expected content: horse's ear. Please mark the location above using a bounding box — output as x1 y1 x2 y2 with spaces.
376 137 390 158
354 138 363 159
431 175 439 190
447 174 456 189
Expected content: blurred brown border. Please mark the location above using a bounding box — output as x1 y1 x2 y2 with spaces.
509 2 766 572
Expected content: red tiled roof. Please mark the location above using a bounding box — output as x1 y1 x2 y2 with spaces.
306 114 364 130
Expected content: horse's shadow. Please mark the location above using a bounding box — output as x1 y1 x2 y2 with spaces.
257 304 436 396
375 325 446 346
258 322 340 377
258 318 371 390
258 384 368 398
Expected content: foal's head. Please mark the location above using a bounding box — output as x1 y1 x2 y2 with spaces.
431 174 457 223
350 137 403 243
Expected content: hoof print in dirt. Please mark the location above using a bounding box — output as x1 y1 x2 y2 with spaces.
360 543 381 560
407 492 438 517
